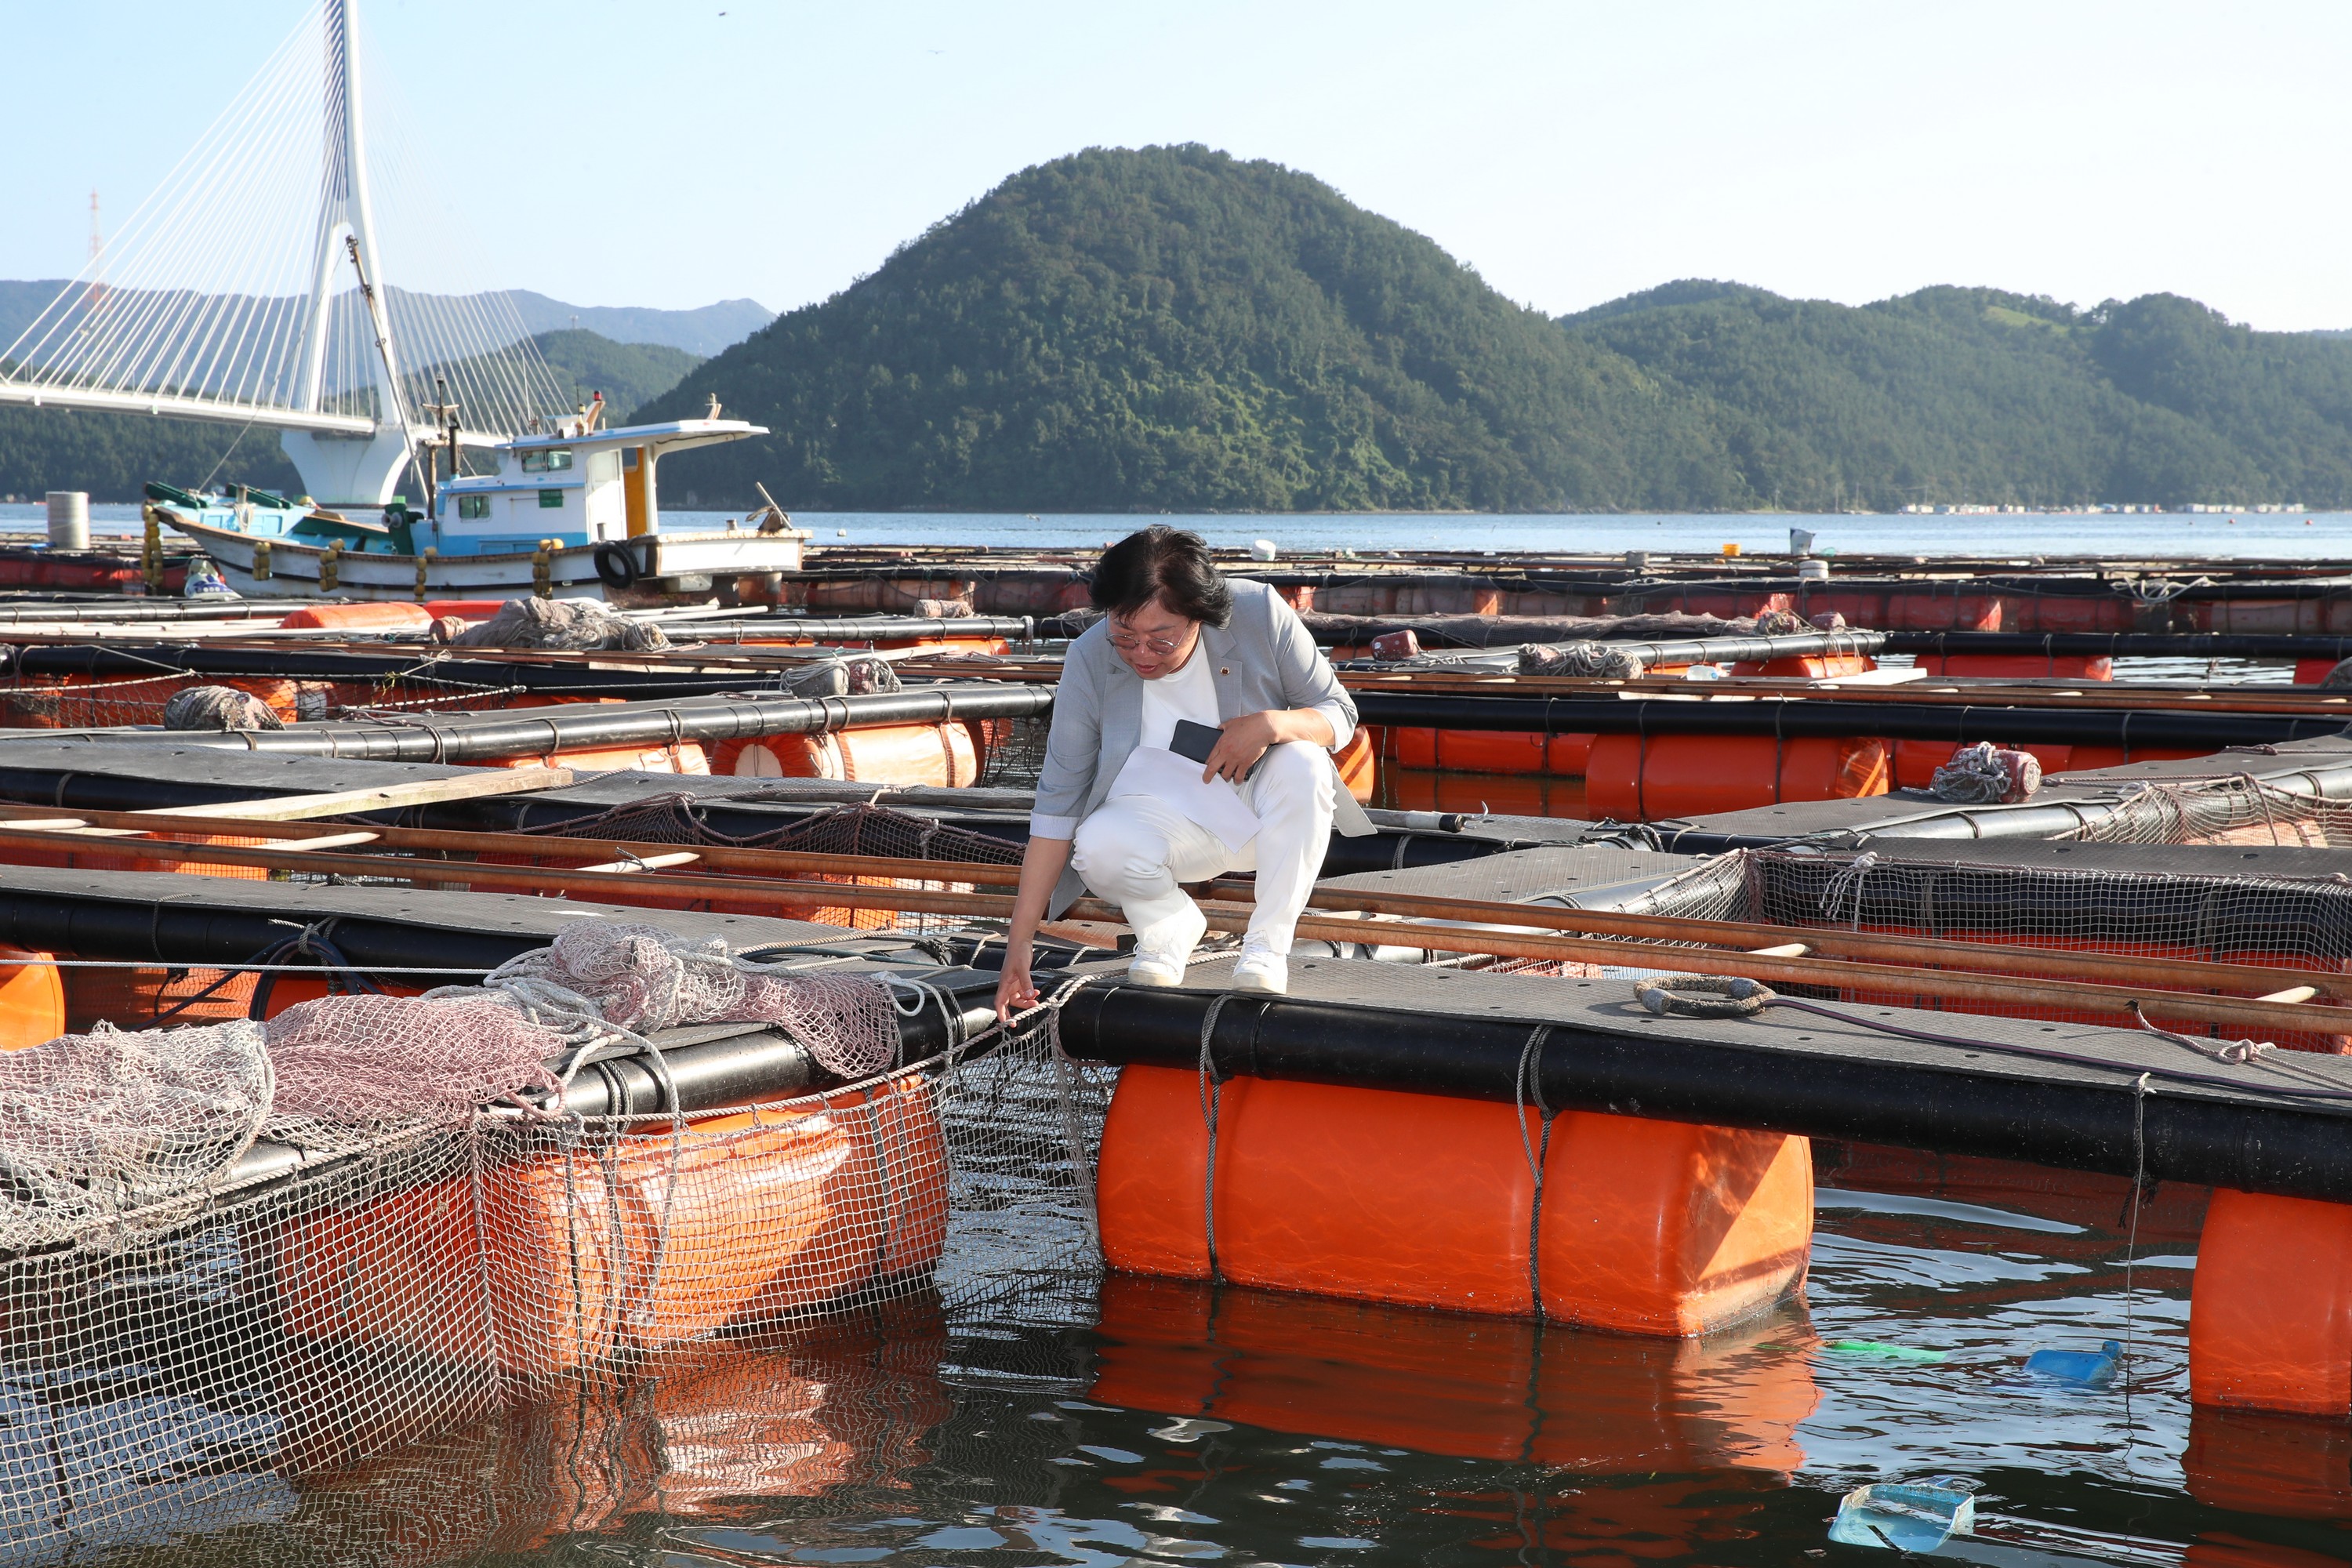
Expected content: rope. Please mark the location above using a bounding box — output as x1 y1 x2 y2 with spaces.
1196 992 1236 1282
1514 1024 1554 1318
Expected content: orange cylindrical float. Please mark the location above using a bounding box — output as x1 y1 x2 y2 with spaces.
713 721 977 787
1726 655 1878 678
1374 727 1594 778
1332 725 1376 803
2189 1188 2352 1417
275 1080 949 1381
1584 734 1889 820
0 949 63 1051
1381 769 1590 818
279 601 435 631
2296 657 2345 686
494 743 710 775
1095 1064 1811 1334
1913 653 2113 680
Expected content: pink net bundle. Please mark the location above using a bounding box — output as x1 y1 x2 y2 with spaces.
486 922 902 1079
0 1019 272 1249
264 993 566 1122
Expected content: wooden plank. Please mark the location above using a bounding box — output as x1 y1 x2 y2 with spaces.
125 764 576 822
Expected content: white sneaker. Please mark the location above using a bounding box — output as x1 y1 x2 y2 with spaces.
1127 901 1207 988
1229 942 1287 995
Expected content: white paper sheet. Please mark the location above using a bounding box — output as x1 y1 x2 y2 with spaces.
1105 746 1263 852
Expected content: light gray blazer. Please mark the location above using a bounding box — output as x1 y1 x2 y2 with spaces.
1033 577 1374 916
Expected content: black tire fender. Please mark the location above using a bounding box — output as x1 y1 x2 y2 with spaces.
594 540 642 590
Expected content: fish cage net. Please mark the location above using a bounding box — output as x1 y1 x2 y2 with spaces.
972 713 1051 789
2060 772 2352 849
0 671 529 730
0 924 1114 1562
1615 838 2352 1049
517 795 1023 937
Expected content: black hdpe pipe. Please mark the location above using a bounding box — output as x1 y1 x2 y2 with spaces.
1058 983 2352 1204
231 979 1003 1189
1349 631 1890 667
44 684 1054 761
1883 631 2352 662
0 618 1033 695
1352 691 2352 749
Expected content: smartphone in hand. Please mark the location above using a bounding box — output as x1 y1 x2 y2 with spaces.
1170 718 1258 779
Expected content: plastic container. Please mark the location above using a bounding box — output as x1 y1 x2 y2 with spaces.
2024 1339 2122 1389
1829 1480 1976 1552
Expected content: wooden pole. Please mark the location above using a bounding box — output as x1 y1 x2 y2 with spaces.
0 817 2341 1039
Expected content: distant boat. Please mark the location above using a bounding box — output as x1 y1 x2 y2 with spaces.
147 413 808 602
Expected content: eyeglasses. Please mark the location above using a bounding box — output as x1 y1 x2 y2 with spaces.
1107 624 1189 656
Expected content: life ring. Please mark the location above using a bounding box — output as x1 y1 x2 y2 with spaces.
594 541 642 590
1632 975 1776 1018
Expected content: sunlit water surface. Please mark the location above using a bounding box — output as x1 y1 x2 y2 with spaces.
136 1161 2352 1568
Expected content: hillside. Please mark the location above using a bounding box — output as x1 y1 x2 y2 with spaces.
0 328 699 503
1560 284 2352 510
0 281 765 363
636 145 1744 511
640 147 2352 512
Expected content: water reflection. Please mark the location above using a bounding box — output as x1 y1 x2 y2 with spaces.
1091 1274 1817 1474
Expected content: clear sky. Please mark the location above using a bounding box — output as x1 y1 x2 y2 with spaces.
5 0 2347 331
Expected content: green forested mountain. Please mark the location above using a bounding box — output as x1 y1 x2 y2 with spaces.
640 146 2352 512
634 145 1744 511
0 328 698 503
1560 283 2352 510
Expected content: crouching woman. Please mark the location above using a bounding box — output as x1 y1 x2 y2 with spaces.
993 526 1372 1016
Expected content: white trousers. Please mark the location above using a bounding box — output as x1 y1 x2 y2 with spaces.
1069 740 1336 955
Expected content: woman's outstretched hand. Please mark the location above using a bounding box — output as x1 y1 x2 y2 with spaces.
994 946 1040 1022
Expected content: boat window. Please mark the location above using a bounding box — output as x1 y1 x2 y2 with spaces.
521 448 574 474
587 449 622 483
457 495 489 519
539 489 566 509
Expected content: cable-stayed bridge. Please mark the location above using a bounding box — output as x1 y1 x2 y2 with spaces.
0 0 572 506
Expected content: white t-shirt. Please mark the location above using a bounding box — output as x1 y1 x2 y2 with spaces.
1138 641 1222 751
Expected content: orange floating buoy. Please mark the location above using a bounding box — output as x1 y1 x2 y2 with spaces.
2190 1188 2352 1417
1726 655 1878 678
714 721 977 787
0 948 63 1051
276 1082 949 1381
498 743 710 775
1584 734 1889 820
1913 653 2113 681
1095 1064 1810 1334
1332 725 1376 804
278 601 436 632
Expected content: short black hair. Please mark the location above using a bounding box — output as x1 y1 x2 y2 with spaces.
1091 526 1234 627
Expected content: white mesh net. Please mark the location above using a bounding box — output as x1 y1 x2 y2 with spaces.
0 1020 272 1253
0 924 1115 1560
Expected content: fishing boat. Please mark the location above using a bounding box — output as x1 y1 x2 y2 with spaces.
143 408 810 604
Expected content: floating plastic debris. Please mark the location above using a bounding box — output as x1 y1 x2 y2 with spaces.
1148 1417 1232 1443
2024 1340 2122 1389
1828 1479 1978 1552
1825 1339 1947 1363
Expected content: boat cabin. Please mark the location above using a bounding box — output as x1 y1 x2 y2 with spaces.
429 417 766 558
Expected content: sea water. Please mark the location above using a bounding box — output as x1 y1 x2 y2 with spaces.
7 503 2352 561
119 1168 2351 1566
